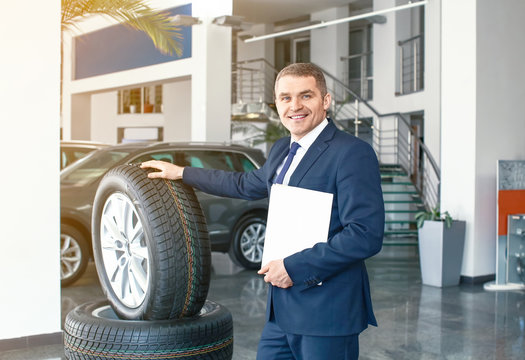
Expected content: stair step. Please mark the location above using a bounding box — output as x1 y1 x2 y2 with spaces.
381 181 413 186
384 229 418 235
382 238 419 246
381 174 409 179
385 200 423 204
382 191 419 195
381 172 407 177
379 164 403 171
385 220 417 224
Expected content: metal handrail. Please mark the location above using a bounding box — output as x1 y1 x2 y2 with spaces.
398 34 424 94
340 51 372 61
398 34 422 46
232 58 279 104
316 64 440 210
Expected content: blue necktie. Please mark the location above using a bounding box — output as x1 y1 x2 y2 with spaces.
274 142 300 184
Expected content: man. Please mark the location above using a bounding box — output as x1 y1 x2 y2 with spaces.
141 63 384 359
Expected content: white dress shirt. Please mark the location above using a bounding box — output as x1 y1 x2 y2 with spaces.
274 119 329 185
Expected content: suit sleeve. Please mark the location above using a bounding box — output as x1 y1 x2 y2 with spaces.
182 165 268 200
283 140 385 291
182 138 289 200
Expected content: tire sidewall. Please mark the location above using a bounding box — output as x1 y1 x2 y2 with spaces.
64 300 233 360
92 172 158 319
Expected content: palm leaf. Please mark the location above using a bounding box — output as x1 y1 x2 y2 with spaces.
62 0 182 56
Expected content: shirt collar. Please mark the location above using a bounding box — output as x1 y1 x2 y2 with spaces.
291 119 329 152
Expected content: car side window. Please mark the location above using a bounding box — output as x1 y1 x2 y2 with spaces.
133 151 175 164
235 153 257 172
179 151 238 172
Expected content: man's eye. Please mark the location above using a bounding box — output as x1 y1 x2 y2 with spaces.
303 94 311 99
281 96 290 101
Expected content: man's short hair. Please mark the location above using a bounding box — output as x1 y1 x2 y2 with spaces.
274 63 328 98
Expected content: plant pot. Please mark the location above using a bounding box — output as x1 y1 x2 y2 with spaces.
418 220 466 287
144 103 154 113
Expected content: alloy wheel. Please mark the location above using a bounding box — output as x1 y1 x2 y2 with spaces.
60 234 82 281
240 222 266 264
100 192 150 308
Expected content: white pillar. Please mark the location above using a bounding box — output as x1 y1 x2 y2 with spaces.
310 6 349 83
191 0 233 142
373 0 396 103
441 0 525 280
0 0 61 340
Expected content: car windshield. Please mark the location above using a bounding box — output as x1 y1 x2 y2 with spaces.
61 150 130 186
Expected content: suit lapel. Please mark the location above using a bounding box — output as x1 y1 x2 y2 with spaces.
289 122 337 187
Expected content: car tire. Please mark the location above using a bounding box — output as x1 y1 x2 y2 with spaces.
92 164 211 320
64 299 233 360
228 213 266 269
61 223 90 287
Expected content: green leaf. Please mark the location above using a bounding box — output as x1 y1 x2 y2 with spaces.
62 0 183 56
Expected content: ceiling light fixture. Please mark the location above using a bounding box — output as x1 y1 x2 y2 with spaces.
243 0 427 43
170 14 201 26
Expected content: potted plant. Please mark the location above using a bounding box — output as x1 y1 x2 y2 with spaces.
415 206 466 287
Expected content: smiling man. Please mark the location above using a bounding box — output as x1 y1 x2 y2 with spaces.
142 63 384 359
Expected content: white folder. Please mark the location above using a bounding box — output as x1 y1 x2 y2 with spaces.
261 184 333 267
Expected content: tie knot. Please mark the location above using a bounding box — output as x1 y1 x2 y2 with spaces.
289 142 300 155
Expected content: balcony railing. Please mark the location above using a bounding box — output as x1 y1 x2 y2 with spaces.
398 34 424 95
231 59 278 105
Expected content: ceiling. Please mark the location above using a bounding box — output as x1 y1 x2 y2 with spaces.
233 0 372 25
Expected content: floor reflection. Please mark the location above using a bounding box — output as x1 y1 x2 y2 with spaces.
3 248 525 360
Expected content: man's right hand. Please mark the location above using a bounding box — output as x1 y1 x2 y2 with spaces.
140 160 184 180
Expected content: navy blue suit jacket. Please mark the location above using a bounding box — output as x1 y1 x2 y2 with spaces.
183 121 385 336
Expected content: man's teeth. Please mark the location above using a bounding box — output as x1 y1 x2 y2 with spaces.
290 115 305 119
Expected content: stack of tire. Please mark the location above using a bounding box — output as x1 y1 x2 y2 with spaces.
63 165 234 359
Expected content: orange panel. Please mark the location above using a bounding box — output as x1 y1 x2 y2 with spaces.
498 190 525 235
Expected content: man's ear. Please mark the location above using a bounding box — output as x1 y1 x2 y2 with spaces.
323 93 332 110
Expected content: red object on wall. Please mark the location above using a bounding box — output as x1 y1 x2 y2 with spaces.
498 189 525 235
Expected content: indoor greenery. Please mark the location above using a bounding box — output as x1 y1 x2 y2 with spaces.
415 206 453 229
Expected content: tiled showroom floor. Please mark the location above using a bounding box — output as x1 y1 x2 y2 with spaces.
0 249 524 359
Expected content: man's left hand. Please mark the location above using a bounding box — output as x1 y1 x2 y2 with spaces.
258 259 293 288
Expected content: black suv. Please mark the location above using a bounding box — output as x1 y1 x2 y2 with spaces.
60 142 268 286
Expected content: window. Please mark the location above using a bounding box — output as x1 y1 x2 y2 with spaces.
396 6 425 95
346 25 373 100
132 150 258 173
61 151 130 186
118 85 163 114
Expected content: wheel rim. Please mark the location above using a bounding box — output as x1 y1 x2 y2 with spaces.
239 222 265 264
61 234 82 281
100 193 150 308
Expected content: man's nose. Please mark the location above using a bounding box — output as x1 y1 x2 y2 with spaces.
290 97 303 111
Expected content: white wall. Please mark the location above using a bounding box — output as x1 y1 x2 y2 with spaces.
71 94 91 140
441 0 525 278
310 6 349 83
164 79 192 141
441 0 478 277
0 0 61 340
90 79 192 144
237 23 275 64
474 0 525 276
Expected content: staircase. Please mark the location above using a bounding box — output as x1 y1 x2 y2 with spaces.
230 60 441 247
381 164 424 245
